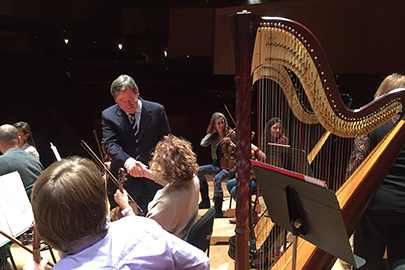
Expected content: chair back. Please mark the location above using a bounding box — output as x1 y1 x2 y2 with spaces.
186 208 215 256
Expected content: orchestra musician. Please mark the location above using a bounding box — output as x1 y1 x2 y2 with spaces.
346 73 405 270
102 74 171 215
13 121 40 161
226 117 287 224
197 112 236 218
24 156 210 270
262 117 289 146
0 124 43 268
0 124 43 199
114 135 200 240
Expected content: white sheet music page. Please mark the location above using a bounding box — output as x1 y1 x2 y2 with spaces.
0 206 13 247
0 171 34 240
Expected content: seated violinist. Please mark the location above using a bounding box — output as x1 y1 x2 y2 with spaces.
197 112 236 218
227 117 288 223
24 156 209 270
114 135 200 240
226 143 266 202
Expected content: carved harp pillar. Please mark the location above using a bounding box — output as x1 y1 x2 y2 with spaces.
229 11 261 270
230 11 405 270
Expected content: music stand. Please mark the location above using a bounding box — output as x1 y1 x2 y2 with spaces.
265 144 314 177
252 160 360 270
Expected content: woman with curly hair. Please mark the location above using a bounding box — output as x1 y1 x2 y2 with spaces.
114 135 200 240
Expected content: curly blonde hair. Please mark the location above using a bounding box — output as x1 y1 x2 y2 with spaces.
149 136 198 183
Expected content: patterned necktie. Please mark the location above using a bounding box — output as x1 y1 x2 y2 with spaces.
129 113 138 136
129 113 140 159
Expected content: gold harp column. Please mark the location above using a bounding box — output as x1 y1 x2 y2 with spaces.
229 11 260 270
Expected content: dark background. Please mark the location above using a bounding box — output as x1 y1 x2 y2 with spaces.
0 0 404 168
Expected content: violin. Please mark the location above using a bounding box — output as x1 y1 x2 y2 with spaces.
220 139 236 170
101 141 111 163
93 130 111 168
80 140 143 216
113 168 139 220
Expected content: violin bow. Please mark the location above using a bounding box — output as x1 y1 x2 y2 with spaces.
0 228 55 267
92 130 105 163
80 140 143 214
216 127 237 148
225 104 257 147
224 104 237 127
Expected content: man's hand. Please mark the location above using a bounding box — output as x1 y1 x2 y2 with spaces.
127 161 147 178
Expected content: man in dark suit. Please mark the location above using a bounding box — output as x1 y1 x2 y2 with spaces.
102 74 171 215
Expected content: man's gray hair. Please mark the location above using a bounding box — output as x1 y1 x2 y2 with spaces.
110 74 138 98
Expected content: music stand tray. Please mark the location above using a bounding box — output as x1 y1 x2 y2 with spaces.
251 160 357 267
265 144 314 177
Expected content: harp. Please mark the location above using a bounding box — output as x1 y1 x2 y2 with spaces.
230 11 405 270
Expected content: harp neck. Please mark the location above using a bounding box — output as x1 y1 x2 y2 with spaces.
252 17 405 137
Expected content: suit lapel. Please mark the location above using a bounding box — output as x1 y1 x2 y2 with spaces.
115 105 137 144
138 98 151 142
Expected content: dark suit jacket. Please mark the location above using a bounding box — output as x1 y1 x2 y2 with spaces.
102 98 171 213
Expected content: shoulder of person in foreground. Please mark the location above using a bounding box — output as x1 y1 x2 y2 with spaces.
53 216 209 270
117 216 209 270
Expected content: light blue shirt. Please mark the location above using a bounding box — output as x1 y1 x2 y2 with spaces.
54 216 209 270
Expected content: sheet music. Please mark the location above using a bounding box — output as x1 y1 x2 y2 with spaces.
0 206 13 247
0 171 34 245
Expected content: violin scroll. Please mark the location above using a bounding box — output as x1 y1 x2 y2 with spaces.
113 168 139 221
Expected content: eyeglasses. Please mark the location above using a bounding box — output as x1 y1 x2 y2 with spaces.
159 134 176 145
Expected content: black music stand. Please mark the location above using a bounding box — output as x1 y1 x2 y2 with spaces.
265 144 314 177
252 160 363 270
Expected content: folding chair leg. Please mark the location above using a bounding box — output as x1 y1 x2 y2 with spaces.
8 251 17 270
49 246 57 263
